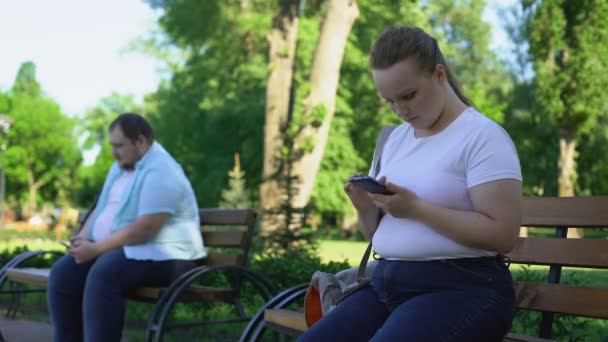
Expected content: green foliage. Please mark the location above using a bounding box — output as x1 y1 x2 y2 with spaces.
523 0 608 136
142 0 273 207
0 91 11 113
312 116 366 216
507 0 608 195
577 113 608 195
508 117 560 197
12 62 41 97
219 153 252 209
0 230 66 268
4 62 82 212
251 247 351 290
426 0 514 99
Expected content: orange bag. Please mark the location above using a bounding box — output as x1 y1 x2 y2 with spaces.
304 284 323 327
303 243 373 327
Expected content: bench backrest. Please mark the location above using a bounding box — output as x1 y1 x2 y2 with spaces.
197 208 257 268
78 208 257 268
506 196 608 337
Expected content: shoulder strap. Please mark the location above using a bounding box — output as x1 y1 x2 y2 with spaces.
357 125 396 281
371 125 397 178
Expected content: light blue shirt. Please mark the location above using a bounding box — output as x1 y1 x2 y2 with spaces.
88 142 206 260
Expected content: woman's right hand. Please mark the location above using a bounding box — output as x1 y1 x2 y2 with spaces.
344 174 376 211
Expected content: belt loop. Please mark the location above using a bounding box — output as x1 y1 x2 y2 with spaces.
497 253 511 269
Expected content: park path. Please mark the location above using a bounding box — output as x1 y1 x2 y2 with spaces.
0 317 52 342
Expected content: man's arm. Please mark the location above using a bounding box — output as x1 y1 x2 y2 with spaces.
69 213 170 263
72 210 94 241
96 213 170 253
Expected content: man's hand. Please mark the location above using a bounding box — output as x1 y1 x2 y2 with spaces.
368 177 421 219
68 237 102 264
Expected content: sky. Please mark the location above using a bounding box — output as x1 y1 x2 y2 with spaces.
0 0 517 118
0 0 163 116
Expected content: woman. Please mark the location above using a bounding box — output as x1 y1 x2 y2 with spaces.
299 26 522 341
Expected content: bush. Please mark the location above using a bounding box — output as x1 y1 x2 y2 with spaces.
251 247 351 291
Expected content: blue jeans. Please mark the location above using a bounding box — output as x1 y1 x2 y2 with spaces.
47 249 196 342
299 256 515 341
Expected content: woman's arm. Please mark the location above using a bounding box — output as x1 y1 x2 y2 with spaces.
373 179 522 253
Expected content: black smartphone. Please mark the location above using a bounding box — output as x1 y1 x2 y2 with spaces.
349 175 394 195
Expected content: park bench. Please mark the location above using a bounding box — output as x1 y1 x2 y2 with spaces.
240 196 608 341
0 208 277 342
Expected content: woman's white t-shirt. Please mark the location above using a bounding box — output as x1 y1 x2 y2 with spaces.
371 107 522 260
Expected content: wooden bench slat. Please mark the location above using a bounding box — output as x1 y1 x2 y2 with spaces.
515 282 608 319
264 309 307 333
263 309 555 341
522 196 608 227
502 332 554 342
201 231 248 248
507 237 608 268
131 286 234 302
197 253 244 267
199 208 256 226
7 267 237 303
5 268 51 287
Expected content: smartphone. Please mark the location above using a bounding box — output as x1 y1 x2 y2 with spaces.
349 175 394 195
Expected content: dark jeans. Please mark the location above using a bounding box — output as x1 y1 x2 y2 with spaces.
47 249 196 342
299 256 515 342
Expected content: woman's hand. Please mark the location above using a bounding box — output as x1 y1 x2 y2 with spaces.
345 173 383 240
344 173 377 211
368 177 422 219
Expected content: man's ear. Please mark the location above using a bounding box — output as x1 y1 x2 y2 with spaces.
135 134 148 149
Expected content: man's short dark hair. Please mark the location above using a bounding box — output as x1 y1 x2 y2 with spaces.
109 113 154 143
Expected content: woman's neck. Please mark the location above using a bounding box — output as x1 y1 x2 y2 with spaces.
417 86 468 137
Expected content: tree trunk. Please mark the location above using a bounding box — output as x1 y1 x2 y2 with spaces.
260 0 301 232
26 167 39 216
288 0 359 210
559 129 582 238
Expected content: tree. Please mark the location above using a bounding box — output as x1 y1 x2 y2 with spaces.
220 153 252 208
287 0 359 208
522 0 608 238
260 0 301 232
259 0 359 236
5 62 81 214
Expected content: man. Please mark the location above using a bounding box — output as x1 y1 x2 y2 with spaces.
47 113 205 342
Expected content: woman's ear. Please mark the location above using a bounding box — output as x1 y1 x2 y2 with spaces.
434 64 447 83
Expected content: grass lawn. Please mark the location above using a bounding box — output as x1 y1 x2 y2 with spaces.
317 239 369 266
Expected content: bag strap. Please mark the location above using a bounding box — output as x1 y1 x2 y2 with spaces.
356 125 397 281
371 125 397 179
